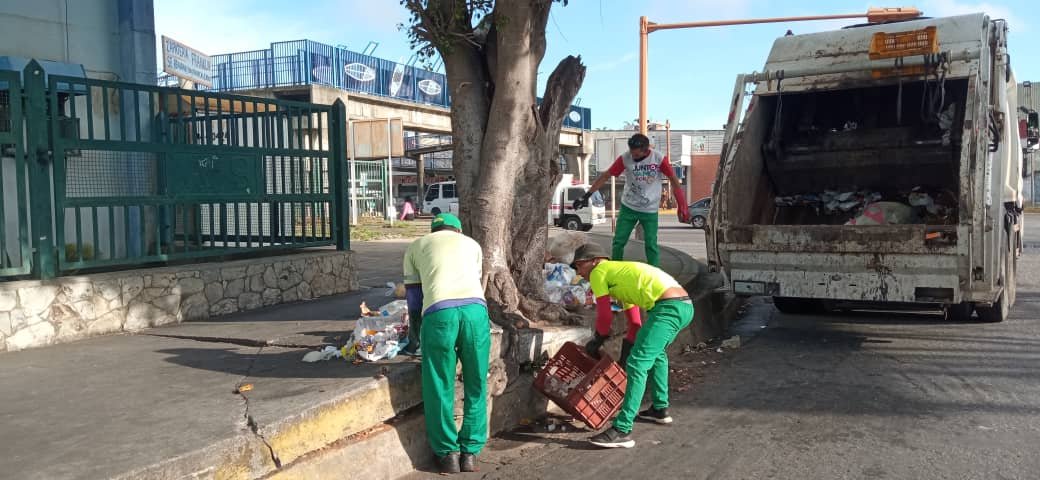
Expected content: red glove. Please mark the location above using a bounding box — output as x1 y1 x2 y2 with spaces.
674 187 690 223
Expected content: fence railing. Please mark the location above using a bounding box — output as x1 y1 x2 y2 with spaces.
1 60 349 280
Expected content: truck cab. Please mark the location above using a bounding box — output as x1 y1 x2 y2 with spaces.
708 14 1023 322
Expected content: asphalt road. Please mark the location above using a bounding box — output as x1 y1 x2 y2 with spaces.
417 213 1040 479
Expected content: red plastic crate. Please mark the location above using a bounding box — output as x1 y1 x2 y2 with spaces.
533 341 627 430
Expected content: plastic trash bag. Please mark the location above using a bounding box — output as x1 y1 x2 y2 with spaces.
352 301 410 362
302 345 343 363
846 202 916 225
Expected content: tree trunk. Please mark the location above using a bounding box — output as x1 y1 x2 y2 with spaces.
406 0 586 328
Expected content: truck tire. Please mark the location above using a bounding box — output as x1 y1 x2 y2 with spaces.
431 207 442 215
772 297 824 315
944 302 974 322
563 216 582 231
976 253 1012 323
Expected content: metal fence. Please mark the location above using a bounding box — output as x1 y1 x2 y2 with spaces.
158 39 593 130
0 70 30 277
0 60 349 280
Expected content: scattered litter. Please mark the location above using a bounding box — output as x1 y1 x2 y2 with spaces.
543 375 583 399
775 189 881 215
235 383 254 394
519 418 533 426
695 342 708 350
651 440 663 445
716 348 724 353
544 263 593 307
721 336 742 349
385 282 406 298
352 302 410 362
302 345 343 363
547 423 557 432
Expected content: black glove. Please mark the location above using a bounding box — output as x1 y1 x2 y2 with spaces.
585 333 608 358
572 192 591 210
619 339 634 367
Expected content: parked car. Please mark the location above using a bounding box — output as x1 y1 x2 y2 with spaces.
688 197 710 229
422 181 457 215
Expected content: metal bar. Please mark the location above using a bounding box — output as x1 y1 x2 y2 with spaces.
118 88 127 140
109 206 116 259
124 206 131 260
246 202 253 248
252 101 260 148
234 202 240 247
155 205 162 255
101 85 111 140
742 49 978 84
74 208 83 263
203 95 212 146
50 138 333 156
0 159 6 267
209 203 215 247
182 204 189 253
222 202 229 247
85 85 95 140
646 13 865 32
92 207 100 261
216 97 224 145
135 89 142 141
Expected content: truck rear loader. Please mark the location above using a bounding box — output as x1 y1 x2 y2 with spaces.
707 14 1023 322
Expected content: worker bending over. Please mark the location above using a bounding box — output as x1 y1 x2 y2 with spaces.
571 243 694 449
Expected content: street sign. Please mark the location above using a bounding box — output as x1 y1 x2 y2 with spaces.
161 35 213 87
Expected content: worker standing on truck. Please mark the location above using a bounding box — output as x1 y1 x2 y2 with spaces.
570 243 694 449
574 134 689 267
403 213 490 474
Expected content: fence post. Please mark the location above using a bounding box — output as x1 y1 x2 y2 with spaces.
330 99 350 250
23 61 56 279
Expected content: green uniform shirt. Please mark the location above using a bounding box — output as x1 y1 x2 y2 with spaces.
403 230 485 313
588 260 680 309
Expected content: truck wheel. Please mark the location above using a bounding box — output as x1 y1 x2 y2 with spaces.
563 216 581 231
772 297 824 315
976 254 1011 323
691 216 706 229
431 207 442 215
944 302 974 322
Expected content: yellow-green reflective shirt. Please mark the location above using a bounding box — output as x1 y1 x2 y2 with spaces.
403 230 485 313
588 260 680 309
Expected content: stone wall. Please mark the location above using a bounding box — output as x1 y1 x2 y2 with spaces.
0 251 358 353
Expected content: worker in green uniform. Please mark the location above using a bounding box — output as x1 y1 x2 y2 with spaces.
573 134 689 267
403 213 490 474
570 243 694 449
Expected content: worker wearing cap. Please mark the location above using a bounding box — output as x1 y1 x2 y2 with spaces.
403 213 490 474
570 243 694 449
574 133 689 267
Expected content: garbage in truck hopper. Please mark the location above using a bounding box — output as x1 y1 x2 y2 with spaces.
774 186 957 225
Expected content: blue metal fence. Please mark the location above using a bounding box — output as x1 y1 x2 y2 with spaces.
166 39 592 130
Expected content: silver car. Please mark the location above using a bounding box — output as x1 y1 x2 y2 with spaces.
688 197 710 229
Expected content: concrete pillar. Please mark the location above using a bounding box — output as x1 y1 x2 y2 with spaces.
417 153 425 202
117 0 157 84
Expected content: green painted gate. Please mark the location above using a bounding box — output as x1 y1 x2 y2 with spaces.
2 61 349 280
0 70 31 277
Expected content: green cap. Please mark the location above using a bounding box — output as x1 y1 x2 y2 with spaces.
431 213 462 232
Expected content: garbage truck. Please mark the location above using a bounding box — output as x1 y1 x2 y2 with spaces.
707 13 1023 322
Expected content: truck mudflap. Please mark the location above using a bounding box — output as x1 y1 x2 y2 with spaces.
728 251 961 303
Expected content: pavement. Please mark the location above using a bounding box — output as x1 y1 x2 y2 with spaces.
400 213 1040 479
0 227 702 480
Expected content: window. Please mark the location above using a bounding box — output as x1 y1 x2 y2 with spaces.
425 184 439 201
566 187 585 203
693 198 710 208
442 183 456 199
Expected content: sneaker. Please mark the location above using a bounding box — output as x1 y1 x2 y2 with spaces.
589 427 635 448
637 407 673 425
460 453 478 472
401 347 422 358
436 452 460 474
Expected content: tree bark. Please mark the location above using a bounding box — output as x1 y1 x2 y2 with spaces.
405 0 586 328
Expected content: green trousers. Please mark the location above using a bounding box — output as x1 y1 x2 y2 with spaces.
421 303 491 456
613 205 660 267
613 299 694 434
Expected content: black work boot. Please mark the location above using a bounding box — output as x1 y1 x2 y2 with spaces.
637 406 673 424
589 427 635 448
460 453 478 472
619 339 634 367
436 452 461 474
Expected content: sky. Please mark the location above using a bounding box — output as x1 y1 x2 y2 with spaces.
155 0 1039 130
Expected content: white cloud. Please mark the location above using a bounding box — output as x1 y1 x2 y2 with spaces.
924 0 1026 31
588 52 637 73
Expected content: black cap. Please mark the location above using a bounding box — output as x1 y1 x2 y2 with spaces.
570 243 609 268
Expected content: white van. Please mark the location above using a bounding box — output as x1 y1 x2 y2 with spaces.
422 181 457 215
549 175 607 231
